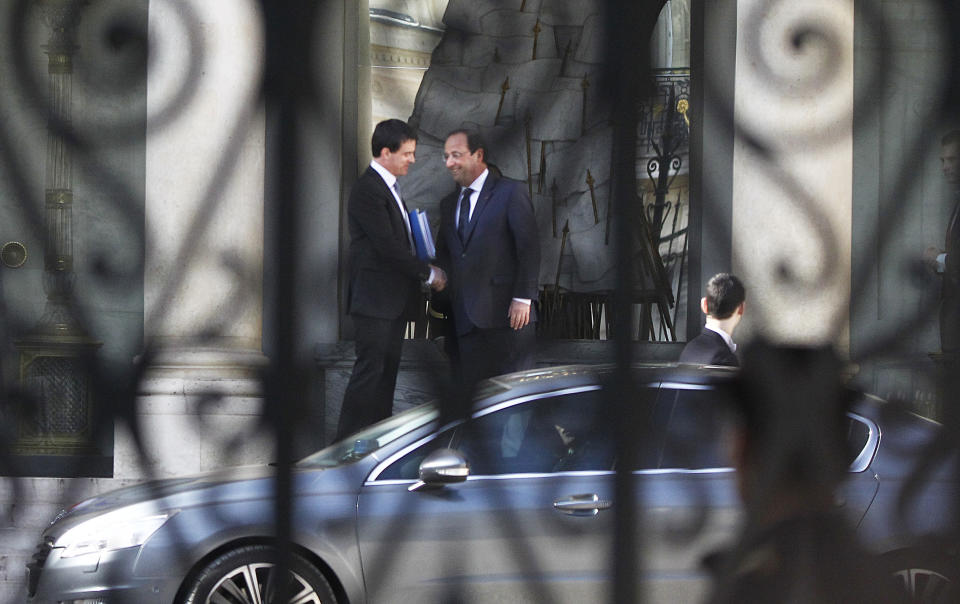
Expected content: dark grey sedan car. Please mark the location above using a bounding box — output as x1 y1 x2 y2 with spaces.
26 364 958 603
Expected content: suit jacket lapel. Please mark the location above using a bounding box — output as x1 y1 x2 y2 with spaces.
947 192 960 252
371 167 408 242
461 174 498 247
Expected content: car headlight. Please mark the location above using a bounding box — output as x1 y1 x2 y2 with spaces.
54 504 177 558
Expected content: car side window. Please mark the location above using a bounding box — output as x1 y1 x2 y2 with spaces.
377 389 615 480
376 430 456 481
845 415 871 466
652 388 732 470
455 390 614 475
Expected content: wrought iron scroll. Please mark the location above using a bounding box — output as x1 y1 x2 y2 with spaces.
0 1 959 604
639 69 689 341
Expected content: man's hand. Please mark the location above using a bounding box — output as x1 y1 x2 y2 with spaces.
924 246 943 271
508 300 530 330
429 265 447 291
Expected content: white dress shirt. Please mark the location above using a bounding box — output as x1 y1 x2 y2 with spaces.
371 159 437 284
370 160 413 242
456 169 489 226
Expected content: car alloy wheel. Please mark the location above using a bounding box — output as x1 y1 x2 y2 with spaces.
892 567 952 603
182 545 337 604
884 550 957 603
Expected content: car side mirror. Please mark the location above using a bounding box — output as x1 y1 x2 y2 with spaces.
408 448 470 492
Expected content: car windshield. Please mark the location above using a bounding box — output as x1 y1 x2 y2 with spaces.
297 402 440 468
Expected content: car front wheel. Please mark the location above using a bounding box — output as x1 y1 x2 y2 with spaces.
181 544 337 604
884 550 957 603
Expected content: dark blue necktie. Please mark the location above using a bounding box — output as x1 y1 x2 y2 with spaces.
457 187 472 242
393 183 414 251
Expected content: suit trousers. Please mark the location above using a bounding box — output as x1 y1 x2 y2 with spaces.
337 314 407 440
456 323 536 389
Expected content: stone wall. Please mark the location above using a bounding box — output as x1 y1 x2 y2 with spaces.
402 0 624 294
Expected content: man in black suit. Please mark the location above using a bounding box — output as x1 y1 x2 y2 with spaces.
435 129 540 388
679 273 745 367
924 131 960 352
337 119 447 440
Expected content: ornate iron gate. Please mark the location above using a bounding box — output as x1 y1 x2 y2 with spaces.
3 0 960 602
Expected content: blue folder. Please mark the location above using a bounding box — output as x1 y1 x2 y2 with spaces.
409 209 436 260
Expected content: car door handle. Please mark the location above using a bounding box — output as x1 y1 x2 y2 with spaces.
553 493 612 516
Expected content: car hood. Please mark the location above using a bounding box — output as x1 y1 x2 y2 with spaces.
53 464 301 525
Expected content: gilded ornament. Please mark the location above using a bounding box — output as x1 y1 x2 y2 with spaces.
677 98 691 129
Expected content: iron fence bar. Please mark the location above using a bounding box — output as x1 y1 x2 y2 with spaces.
261 0 318 582
672 221 689 337
605 1 668 601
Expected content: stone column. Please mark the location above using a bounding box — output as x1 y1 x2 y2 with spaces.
121 0 270 478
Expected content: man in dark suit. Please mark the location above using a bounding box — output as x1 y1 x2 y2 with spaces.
337 119 447 440
924 131 960 352
679 273 745 367
434 129 540 388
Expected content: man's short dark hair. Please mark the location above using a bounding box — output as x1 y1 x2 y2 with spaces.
705 273 745 319
372 119 416 157
446 128 488 161
942 130 960 148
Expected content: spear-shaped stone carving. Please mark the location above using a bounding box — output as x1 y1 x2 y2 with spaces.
605 192 612 245
586 169 599 224
525 114 533 198
560 39 572 76
538 141 547 193
532 18 541 60
495 76 510 124
551 180 559 238
553 219 570 309
581 74 590 135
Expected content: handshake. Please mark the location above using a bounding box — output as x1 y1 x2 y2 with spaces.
428 264 448 291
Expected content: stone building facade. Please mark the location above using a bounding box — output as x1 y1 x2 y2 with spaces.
0 0 953 599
